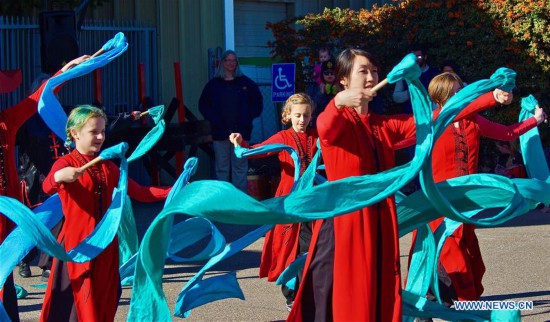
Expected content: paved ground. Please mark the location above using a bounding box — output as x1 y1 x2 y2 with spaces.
13 204 550 322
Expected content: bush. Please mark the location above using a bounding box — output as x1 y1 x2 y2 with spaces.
267 0 550 143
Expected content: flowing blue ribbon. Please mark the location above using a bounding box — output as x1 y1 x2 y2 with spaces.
38 32 128 140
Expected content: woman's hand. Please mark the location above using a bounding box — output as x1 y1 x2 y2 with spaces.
493 89 513 105
534 105 547 124
54 167 84 184
229 133 243 147
61 55 91 72
334 87 376 109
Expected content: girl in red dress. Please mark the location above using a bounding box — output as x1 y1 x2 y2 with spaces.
288 49 417 322
412 72 546 305
40 105 170 322
230 93 318 310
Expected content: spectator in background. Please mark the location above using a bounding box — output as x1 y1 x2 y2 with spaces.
392 43 439 114
311 47 333 86
441 59 467 87
494 140 526 178
199 50 263 192
311 58 337 128
441 59 461 74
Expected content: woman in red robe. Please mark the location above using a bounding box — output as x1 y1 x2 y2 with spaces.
0 55 89 322
410 72 546 304
288 48 417 322
40 105 171 322
230 93 318 310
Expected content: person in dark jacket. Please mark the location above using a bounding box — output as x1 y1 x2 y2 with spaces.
199 50 263 191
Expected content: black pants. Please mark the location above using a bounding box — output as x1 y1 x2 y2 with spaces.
300 219 334 321
282 221 313 304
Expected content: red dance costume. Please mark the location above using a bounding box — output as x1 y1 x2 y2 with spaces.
244 128 318 282
40 150 170 322
288 100 416 322
412 92 537 301
0 70 62 322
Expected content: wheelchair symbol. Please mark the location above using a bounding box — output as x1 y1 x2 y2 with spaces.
274 67 292 90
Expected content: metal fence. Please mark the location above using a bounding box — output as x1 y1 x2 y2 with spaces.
251 83 280 144
0 16 157 115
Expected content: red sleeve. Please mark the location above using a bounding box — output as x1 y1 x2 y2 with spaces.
127 178 170 202
394 92 498 150
383 113 416 144
317 99 348 145
51 69 65 95
42 157 71 194
251 131 285 148
238 132 286 159
477 115 537 141
454 92 497 121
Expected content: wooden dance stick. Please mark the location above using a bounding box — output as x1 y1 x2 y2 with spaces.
371 78 389 93
78 156 102 172
91 48 105 58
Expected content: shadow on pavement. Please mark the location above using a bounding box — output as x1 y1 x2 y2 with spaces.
475 209 550 228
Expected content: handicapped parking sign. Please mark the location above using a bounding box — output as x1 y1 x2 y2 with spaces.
272 63 295 102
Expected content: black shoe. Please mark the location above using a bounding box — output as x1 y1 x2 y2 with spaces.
18 261 31 278
41 269 50 282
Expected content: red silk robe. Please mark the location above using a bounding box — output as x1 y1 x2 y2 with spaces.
288 100 416 322
406 92 537 301
245 128 318 281
40 150 170 322
0 70 63 321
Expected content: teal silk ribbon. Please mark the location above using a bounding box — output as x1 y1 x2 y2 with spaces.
38 32 128 140
117 104 166 266
3 48 543 321
126 54 434 319
518 95 549 182
127 105 166 162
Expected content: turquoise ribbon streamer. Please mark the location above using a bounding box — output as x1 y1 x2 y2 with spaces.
14 285 27 300
126 54 433 320
404 69 538 320
117 104 166 266
0 196 63 320
38 32 128 140
127 105 166 162
518 95 549 182
174 142 323 318
127 143 306 320
118 195 138 265
126 158 209 321
407 68 520 295
275 253 307 290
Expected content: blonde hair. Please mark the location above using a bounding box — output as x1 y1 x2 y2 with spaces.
281 93 314 124
428 72 465 109
65 105 107 150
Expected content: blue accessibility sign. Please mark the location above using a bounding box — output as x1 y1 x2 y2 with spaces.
272 63 295 102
